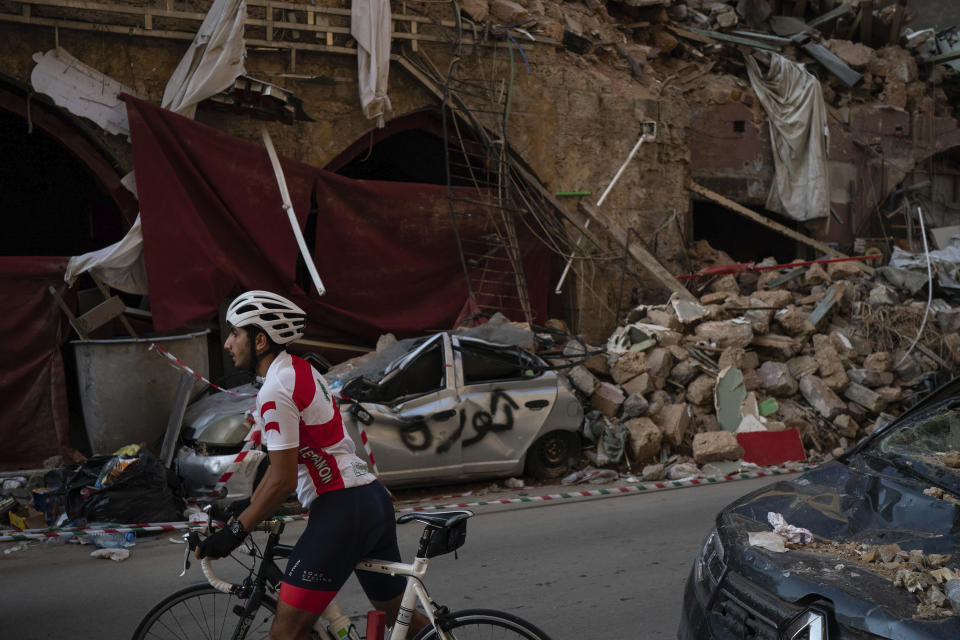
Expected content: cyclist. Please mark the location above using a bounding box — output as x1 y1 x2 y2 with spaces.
196 290 428 639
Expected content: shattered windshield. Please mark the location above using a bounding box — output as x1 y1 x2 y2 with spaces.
870 399 960 494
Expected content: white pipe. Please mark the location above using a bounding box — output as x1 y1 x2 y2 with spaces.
554 131 654 295
261 125 326 297
896 203 933 367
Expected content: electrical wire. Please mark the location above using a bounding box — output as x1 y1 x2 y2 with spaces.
896 201 934 367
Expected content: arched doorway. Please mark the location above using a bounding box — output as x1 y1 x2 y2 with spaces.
0 77 136 465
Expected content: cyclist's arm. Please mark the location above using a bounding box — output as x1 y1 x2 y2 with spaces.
237 447 298 532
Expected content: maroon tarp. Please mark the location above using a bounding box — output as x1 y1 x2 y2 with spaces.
123 96 551 344
0 257 78 470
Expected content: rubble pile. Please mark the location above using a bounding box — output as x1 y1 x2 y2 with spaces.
475 0 960 119
788 539 959 618
560 241 960 476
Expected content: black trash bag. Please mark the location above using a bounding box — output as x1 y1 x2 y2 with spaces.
45 453 184 524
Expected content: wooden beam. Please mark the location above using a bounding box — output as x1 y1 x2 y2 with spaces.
888 0 907 46
579 200 695 301
860 0 873 46
687 181 874 275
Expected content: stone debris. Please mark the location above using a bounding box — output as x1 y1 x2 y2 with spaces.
786 538 959 617
553 240 959 479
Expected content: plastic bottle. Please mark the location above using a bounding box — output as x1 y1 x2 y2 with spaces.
90 532 136 549
319 604 361 640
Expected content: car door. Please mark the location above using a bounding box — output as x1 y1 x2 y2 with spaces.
342 334 463 485
452 336 558 476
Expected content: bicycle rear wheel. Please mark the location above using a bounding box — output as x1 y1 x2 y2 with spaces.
131 583 277 640
412 609 552 640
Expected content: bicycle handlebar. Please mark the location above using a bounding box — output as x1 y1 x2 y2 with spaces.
200 557 235 594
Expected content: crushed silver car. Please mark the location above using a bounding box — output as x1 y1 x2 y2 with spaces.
330 332 584 486
175 333 583 499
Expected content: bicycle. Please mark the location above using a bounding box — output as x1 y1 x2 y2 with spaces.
132 509 552 640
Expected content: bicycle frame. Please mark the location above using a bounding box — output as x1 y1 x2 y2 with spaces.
211 522 450 640
355 556 447 640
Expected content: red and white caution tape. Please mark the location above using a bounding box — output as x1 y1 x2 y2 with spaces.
357 422 380 476
394 464 816 513
209 420 262 498
0 520 210 543
1 464 814 543
149 342 256 397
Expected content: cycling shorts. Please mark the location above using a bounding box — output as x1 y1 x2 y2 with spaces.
279 481 406 615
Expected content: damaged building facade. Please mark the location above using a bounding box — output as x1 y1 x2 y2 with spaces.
1 0 959 467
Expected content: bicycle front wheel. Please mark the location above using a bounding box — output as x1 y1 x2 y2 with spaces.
412 609 552 640
131 583 278 640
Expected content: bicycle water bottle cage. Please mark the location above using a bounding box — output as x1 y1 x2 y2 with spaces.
397 511 473 558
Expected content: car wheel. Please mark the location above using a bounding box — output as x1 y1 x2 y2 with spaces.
525 431 581 480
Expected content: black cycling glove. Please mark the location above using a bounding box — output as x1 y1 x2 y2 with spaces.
198 519 247 559
226 497 251 519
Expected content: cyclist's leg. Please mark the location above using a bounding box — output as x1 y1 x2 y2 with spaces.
274 488 367 635
271 600 323 639
355 481 429 635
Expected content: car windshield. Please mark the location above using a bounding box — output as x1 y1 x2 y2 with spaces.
868 398 960 493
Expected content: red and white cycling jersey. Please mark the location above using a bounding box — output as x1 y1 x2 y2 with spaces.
257 352 374 508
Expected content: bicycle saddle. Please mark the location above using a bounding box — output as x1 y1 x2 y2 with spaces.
397 510 474 529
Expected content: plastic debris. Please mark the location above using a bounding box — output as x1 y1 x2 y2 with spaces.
90 547 130 562
504 477 525 489
767 512 813 544
748 531 787 553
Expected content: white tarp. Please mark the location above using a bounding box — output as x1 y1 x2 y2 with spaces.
890 235 960 287
351 0 393 128
65 216 149 294
58 0 248 293
30 48 135 137
161 0 247 119
745 53 830 222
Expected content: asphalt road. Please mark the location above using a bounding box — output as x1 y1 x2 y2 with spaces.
0 474 787 639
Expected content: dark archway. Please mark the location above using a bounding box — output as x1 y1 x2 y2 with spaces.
328 110 490 186
0 78 137 255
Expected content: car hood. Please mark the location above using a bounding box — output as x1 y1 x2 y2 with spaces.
718 459 960 637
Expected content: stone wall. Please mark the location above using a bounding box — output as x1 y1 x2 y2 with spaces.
0 11 698 343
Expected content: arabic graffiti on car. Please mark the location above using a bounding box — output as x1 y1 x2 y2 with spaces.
396 390 531 453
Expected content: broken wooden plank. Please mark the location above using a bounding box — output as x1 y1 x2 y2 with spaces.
666 24 715 45
791 33 862 86
766 266 808 288
808 4 853 31
808 283 841 328
861 0 874 46
927 49 960 65
686 27 783 51
687 181 875 275
579 200 696 301
888 0 907 45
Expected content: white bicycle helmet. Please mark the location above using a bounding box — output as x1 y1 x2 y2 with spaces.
226 290 306 344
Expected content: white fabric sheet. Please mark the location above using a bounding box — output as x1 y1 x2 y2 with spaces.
351 0 393 128
65 216 149 294
745 53 830 221
162 0 247 119
30 48 135 137
60 0 247 293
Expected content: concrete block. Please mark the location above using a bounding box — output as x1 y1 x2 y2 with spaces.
693 431 745 464
624 417 663 462
591 382 625 417
799 375 847 420
758 361 798 396
655 403 691 448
